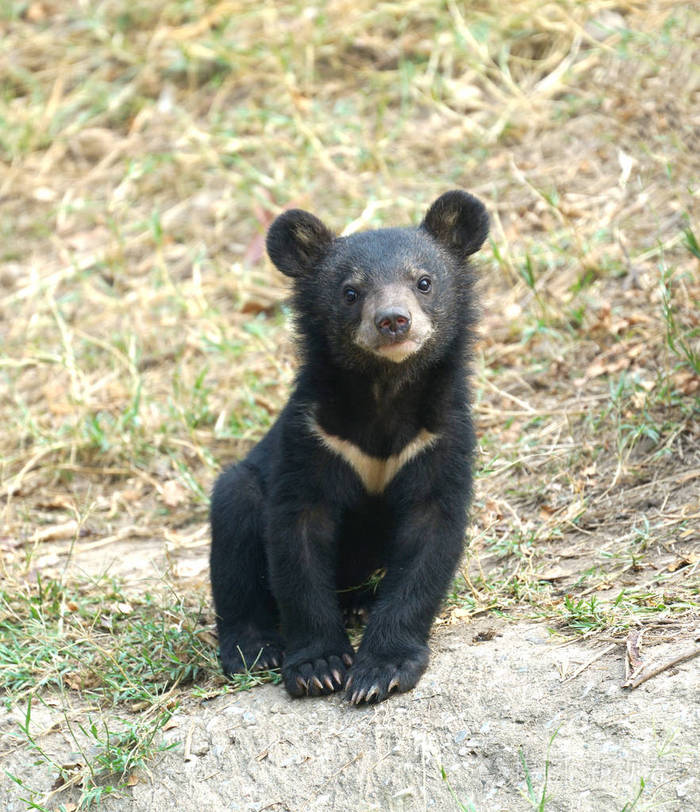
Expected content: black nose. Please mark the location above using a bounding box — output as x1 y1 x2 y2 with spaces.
375 307 411 336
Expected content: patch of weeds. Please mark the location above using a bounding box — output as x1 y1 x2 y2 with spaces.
570 565 607 588
518 727 560 810
0 576 278 807
620 777 646 812
560 595 610 633
171 365 216 430
447 590 481 614
502 574 552 606
602 373 681 463
486 528 536 559
224 668 282 693
659 253 700 377
6 698 176 811
82 384 145 457
440 765 478 812
557 585 696 639
0 576 217 703
166 452 211 504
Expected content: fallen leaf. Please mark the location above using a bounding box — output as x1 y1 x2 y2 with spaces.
667 556 695 572
160 479 188 508
172 558 208 578
32 520 80 543
537 566 572 581
63 672 84 690
196 629 219 648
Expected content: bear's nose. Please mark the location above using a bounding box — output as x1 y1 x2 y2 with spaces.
374 307 412 336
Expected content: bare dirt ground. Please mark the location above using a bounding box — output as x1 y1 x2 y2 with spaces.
3 619 699 811
1 1 698 810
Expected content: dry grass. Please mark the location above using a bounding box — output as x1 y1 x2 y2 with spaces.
0 0 700 808
1 1 699 799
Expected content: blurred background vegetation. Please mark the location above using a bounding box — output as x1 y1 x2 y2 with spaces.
1 1 698 806
0 0 698 753
1 0 698 652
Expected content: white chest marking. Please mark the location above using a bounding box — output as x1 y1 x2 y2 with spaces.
309 418 439 494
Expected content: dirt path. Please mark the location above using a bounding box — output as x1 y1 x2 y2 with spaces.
4 620 698 812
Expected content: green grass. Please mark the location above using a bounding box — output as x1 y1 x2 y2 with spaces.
7 699 177 811
1 0 698 807
0 576 217 703
0 575 280 809
518 727 559 811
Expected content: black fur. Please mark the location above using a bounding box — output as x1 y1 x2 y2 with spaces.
210 191 489 703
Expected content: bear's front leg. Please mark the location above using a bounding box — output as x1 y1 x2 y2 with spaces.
347 501 466 704
268 503 355 698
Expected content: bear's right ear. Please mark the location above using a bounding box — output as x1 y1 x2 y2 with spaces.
266 209 335 278
420 190 489 258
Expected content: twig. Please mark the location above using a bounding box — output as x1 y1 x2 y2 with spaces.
625 629 644 681
183 722 195 762
623 645 700 690
479 375 536 412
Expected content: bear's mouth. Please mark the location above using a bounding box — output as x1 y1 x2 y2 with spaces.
374 337 422 363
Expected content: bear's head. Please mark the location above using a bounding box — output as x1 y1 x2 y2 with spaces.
266 191 489 371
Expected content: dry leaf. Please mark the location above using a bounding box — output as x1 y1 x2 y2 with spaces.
32 520 80 543
451 607 473 619
537 566 572 581
667 556 695 572
172 558 208 578
63 672 83 690
196 629 219 648
160 479 188 508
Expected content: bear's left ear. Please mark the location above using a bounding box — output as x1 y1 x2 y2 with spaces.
420 190 489 258
266 209 335 278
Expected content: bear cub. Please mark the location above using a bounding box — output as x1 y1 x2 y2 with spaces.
210 190 489 704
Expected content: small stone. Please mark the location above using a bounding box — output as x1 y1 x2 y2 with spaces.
191 738 210 756
677 778 694 799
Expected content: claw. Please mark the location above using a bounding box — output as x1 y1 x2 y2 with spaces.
331 668 343 686
366 684 379 702
351 689 359 704
296 676 308 694
311 675 324 692
354 688 366 705
323 675 335 691
342 653 354 667
388 676 400 693
345 674 353 690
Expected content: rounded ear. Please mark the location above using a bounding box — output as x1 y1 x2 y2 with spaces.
266 209 335 278
420 190 489 257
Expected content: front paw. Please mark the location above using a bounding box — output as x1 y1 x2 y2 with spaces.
346 648 429 704
282 645 354 698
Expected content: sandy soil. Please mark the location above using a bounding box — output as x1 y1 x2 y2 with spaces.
3 619 698 812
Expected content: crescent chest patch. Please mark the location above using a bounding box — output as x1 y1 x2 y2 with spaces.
309 417 439 494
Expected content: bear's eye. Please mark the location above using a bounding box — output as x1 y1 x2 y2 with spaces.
417 276 432 293
343 287 358 304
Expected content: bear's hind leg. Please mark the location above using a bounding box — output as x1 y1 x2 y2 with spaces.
210 463 282 673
